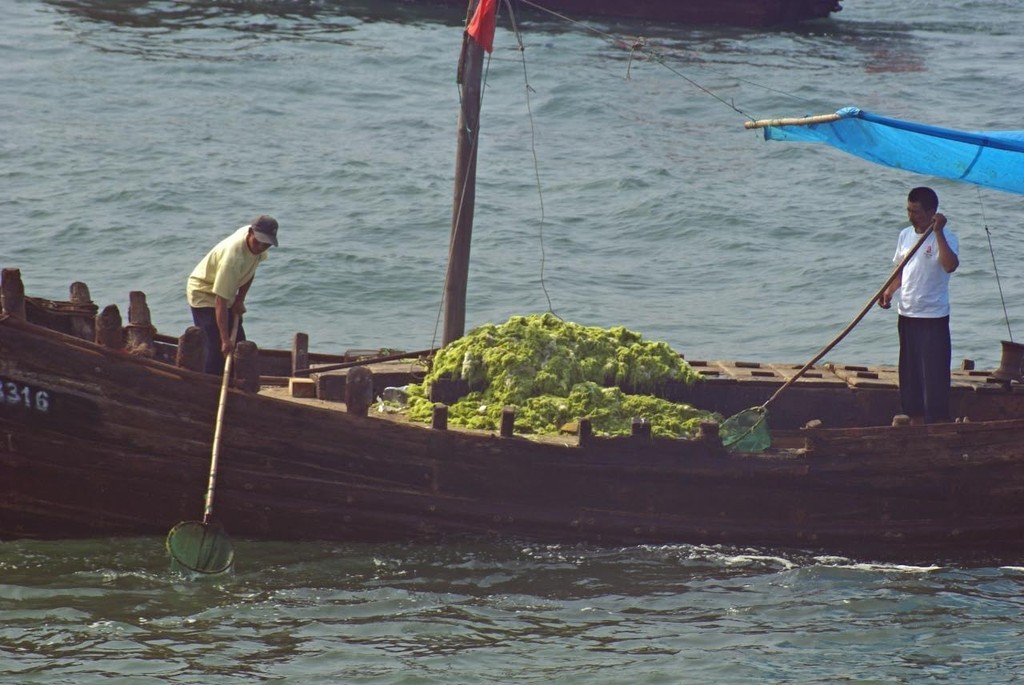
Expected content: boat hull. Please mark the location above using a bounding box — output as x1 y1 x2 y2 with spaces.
4 313 1024 563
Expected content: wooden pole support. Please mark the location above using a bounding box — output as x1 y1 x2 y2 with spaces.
235 341 260 393
126 291 155 357
292 332 309 378
95 304 124 350
177 326 206 372
697 421 720 444
500 406 515 437
345 366 373 417
577 417 592 446
1 268 26 320
432 403 448 431
69 281 95 340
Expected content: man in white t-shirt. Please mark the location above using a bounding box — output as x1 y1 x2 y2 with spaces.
187 215 279 374
877 187 959 423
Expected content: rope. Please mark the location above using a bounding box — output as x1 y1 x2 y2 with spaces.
431 0 839 350
515 0 817 123
978 187 1013 342
505 0 559 320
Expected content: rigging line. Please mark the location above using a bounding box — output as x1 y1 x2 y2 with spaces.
515 0 815 119
977 187 1013 342
645 44 819 111
640 47 756 121
505 0 559 320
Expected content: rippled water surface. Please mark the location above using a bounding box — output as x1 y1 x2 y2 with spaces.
5 0 1024 681
6 0 1024 366
4 539 1024 683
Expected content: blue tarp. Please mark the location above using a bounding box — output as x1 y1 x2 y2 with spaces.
761 107 1024 196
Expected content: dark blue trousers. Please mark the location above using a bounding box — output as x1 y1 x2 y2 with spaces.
897 315 951 423
190 307 246 375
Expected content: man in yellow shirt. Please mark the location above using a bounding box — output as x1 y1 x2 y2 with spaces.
186 215 278 374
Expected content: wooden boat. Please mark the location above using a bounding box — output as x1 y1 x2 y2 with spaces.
5 2 1024 564
4 270 1024 563
421 0 842 27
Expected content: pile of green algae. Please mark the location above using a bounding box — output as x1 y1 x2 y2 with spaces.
400 314 721 438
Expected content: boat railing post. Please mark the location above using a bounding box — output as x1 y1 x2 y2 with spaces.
292 332 309 378
432 403 448 431
697 421 720 445
1 268 26 320
500 406 515 437
95 304 124 350
177 326 206 372
577 417 592 446
235 341 260 393
126 291 155 358
69 281 95 340
345 365 373 416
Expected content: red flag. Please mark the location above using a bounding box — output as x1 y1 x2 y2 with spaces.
466 0 497 53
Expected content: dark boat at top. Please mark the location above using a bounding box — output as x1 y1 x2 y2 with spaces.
422 0 842 27
5 2 1024 565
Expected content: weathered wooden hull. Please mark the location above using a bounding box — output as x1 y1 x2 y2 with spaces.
4 312 1024 562
425 0 841 27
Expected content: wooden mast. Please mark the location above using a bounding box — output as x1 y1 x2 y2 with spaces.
443 2 489 346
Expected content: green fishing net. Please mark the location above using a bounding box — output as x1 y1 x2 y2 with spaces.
719 406 771 453
166 521 235 576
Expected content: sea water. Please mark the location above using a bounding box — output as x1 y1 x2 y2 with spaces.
4 0 1024 682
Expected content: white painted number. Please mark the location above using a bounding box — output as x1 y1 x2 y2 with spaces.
1 379 50 413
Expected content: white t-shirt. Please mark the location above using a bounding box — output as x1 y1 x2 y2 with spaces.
892 224 958 318
186 225 269 308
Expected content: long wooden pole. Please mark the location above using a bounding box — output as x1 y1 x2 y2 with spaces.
292 347 438 376
762 225 935 410
744 113 842 130
203 318 239 524
443 14 487 347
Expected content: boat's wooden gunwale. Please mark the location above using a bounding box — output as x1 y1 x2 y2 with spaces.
5 308 1024 561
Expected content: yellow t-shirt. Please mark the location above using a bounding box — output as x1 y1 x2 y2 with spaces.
186 225 269 308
